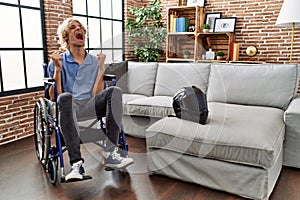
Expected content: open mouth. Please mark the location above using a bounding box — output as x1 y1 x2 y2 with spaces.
75 32 84 40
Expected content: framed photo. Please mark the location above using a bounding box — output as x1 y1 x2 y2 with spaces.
205 12 222 32
214 17 237 33
186 0 206 7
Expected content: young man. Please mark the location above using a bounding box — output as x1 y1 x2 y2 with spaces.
48 18 133 181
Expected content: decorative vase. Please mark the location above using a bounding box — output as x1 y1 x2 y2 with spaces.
202 29 209 33
217 56 224 60
206 49 215 60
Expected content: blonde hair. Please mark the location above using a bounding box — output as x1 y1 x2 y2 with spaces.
57 18 87 50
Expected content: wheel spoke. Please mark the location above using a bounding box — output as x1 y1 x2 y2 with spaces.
34 99 51 166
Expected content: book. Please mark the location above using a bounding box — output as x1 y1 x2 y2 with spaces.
184 18 190 32
176 17 190 32
170 14 174 32
170 12 178 32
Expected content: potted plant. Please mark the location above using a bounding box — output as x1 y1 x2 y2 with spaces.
125 0 167 62
183 50 191 59
216 51 225 60
202 24 211 33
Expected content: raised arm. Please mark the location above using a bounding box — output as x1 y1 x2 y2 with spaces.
92 53 106 96
49 51 63 101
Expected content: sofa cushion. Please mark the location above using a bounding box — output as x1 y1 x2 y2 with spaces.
154 62 211 96
283 95 300 167
122 93 147 104
123 96 174 118
127 62 158 96
207 64 299 110
146 102 285 168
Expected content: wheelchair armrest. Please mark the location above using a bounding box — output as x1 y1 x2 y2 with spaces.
104 74 116 81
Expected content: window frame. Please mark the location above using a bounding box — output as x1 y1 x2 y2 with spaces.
72 0 125 62
0 0 47 97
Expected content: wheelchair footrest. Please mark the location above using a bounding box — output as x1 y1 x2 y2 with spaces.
105 167 116 171
61 175 92 183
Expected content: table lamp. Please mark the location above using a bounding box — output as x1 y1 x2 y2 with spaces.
276 0 300 63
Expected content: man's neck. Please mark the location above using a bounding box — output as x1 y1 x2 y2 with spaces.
69 47 86 65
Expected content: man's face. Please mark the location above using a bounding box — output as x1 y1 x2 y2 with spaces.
67 21 86 48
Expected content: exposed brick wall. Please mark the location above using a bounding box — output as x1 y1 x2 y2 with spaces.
205 0 299 64
44 0 73 58
0 91 44 145
124 0 136 60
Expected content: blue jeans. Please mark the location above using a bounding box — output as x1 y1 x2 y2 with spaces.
57 86 122 164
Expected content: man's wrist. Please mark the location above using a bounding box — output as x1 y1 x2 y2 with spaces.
55 68 62 72
98 63 105 71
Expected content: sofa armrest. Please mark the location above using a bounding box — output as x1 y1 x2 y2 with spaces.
284 95 300 168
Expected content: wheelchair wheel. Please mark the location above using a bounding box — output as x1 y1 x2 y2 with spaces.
34 98 51 166
47 157 58 185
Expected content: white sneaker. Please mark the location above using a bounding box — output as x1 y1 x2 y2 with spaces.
105 147 134 169
65 160 84 181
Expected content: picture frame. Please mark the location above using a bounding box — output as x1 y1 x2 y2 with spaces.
186 0 205 7
177 0 185 6
205 12 222 32
214 17 237 33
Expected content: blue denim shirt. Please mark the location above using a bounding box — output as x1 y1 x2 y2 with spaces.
48 50 98 100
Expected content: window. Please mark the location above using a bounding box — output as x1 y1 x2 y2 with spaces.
72 0 124 62
0 0 46 96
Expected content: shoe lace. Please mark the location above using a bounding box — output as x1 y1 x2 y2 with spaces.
72 161 82 173
111 147 122 161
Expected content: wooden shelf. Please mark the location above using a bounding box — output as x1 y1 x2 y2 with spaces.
197 59 228 63
167 58 194 62
168 32 196 35
166 6 205 62
229 61 266 64
166 6 235 63
198 32 235 61
198 32 233 37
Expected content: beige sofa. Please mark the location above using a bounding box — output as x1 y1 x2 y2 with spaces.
121 61 300 200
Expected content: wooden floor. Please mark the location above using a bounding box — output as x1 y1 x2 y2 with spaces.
1 135 300 200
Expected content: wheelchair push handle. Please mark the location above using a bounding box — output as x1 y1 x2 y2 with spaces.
43 78 56 84
43 63 55 84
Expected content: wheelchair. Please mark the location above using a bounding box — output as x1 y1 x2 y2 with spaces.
33 64 129 184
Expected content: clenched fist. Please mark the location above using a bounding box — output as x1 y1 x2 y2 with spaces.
97 53 106 71
51 51 63 71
